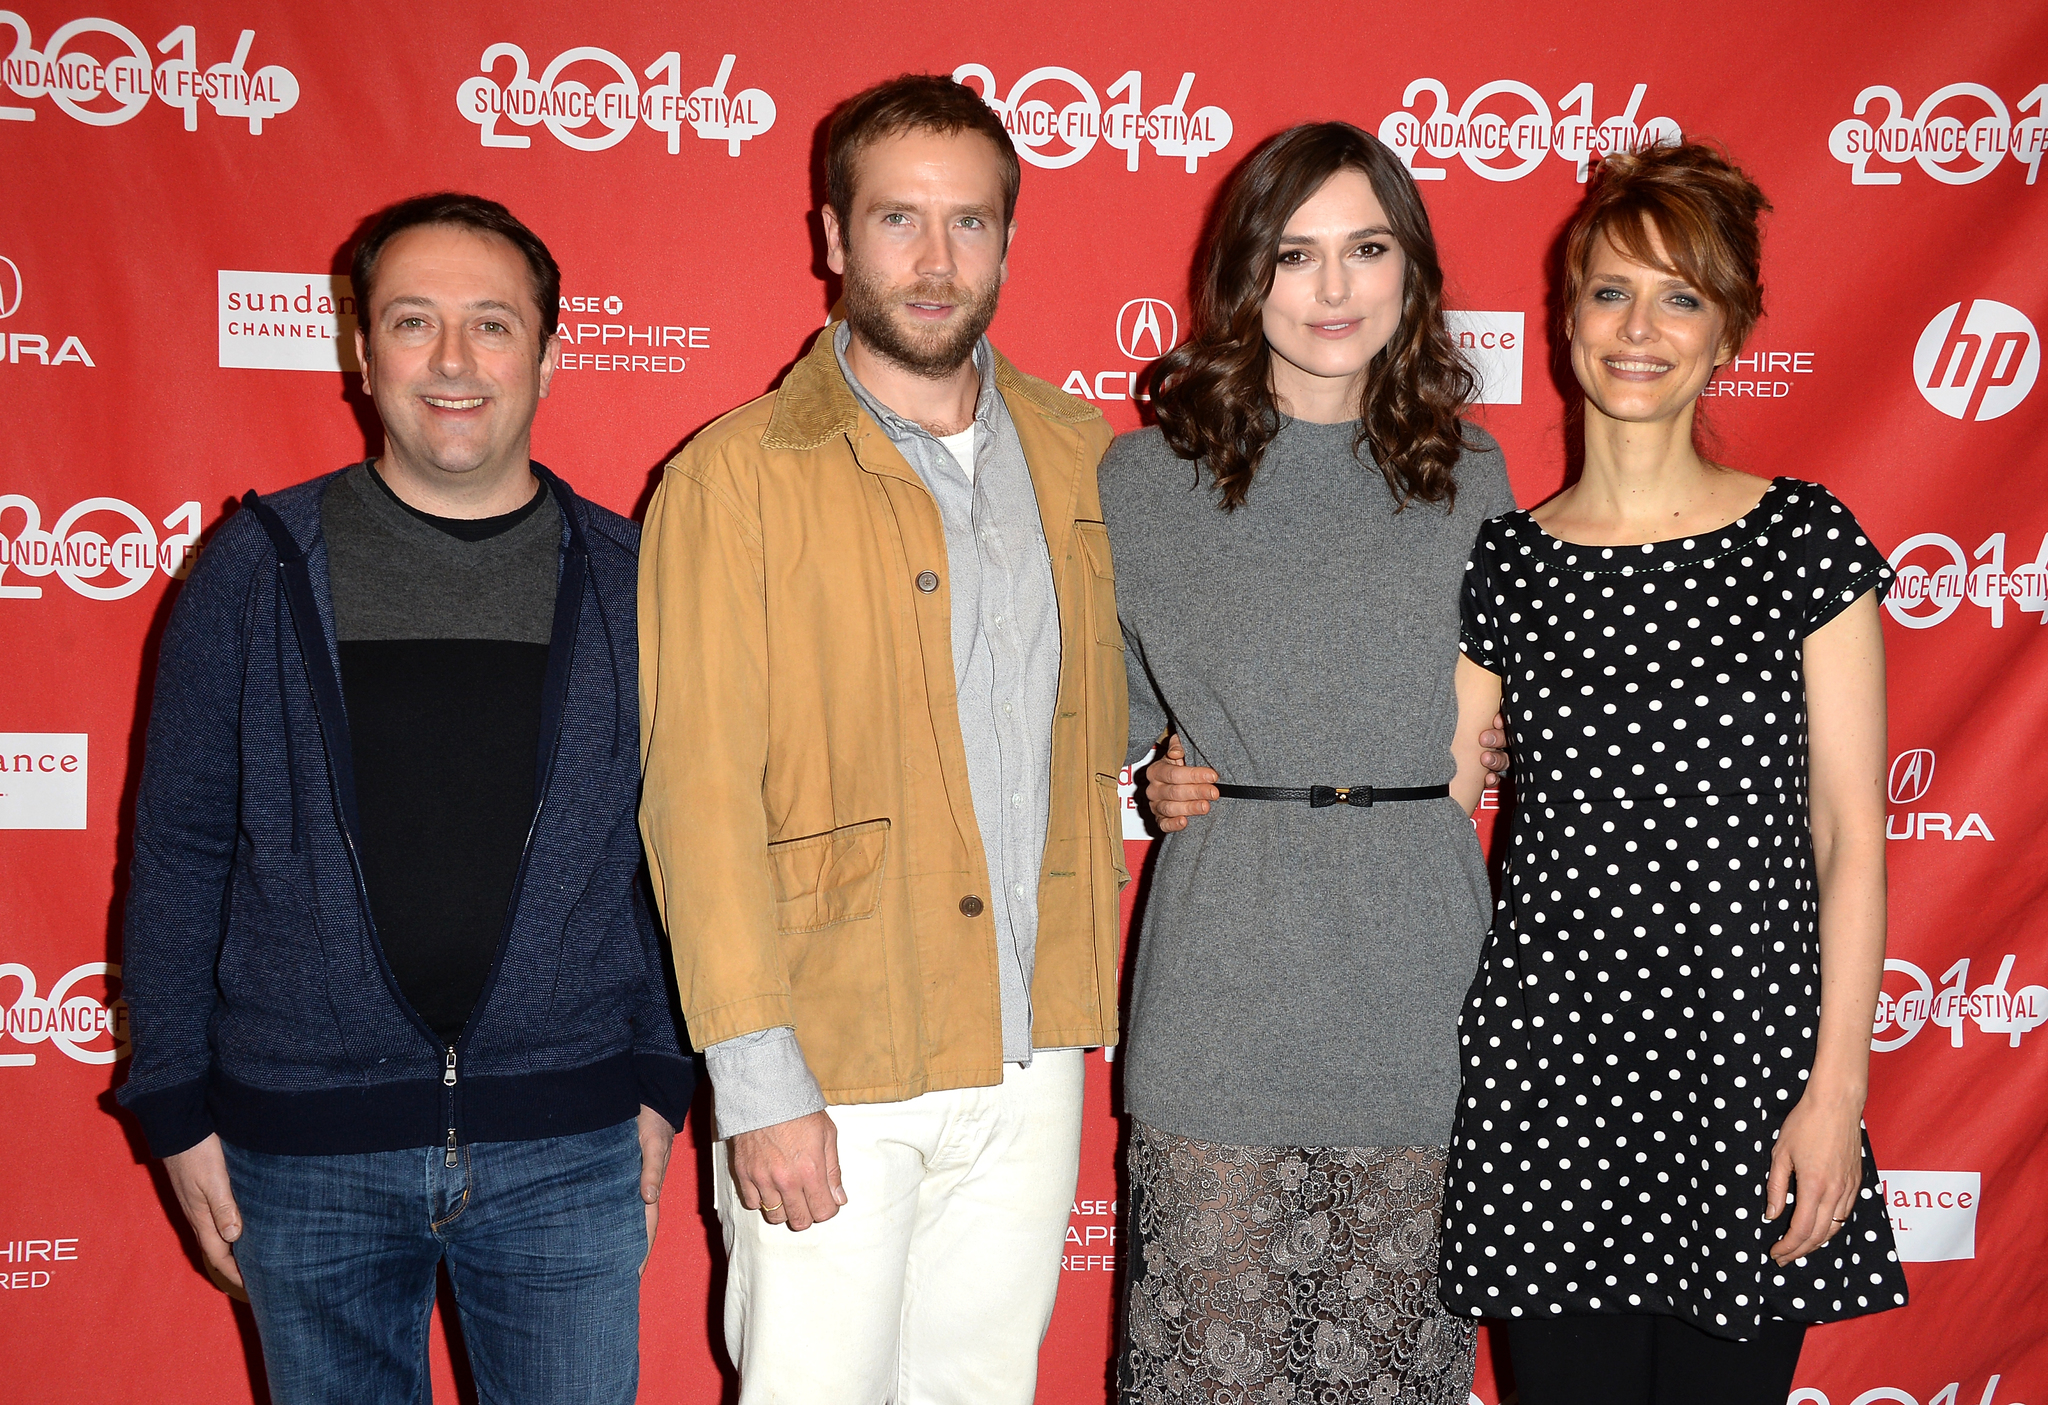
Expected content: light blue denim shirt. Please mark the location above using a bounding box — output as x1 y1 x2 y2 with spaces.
704 324 1062 1137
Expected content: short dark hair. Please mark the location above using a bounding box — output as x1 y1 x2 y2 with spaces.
825 74 1021 230
349 192 561 349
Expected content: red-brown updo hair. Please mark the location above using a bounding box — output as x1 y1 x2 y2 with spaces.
1561 141 1773 359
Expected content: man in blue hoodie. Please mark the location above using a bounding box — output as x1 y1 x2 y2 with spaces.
117 193 693 1405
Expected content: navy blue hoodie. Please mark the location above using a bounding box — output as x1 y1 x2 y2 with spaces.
116 464 693 1159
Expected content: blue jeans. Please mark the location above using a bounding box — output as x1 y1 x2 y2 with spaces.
225 1119 645 1405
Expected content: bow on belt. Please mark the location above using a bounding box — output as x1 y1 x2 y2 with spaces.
1310 785 1374 808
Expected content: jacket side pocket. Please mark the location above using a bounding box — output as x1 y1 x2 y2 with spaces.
766 818 891 933
1094 774 1132 889
1073 521 1124 650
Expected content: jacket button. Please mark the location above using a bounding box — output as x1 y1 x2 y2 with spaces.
916 570 940 593
959 894 984 917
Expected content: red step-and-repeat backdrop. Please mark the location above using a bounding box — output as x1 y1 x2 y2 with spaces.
3 2 2044 1401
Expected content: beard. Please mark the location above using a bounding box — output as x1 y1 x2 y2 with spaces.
841 255 1001 380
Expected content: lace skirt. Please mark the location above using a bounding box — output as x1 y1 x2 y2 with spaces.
1120 1121 1476 1405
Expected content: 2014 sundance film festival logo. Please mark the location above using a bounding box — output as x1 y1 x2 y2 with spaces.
0 958 126 1066
0 13 296 132
1874 951 2045 1052
0 494 202 599
1792 1370 2021 1405
458 46 773 154
953 64 1231 172
0 253 94 369
1830 82 2048 185
1886 528 2047 630
1914 300 2038 423
1378 79 1679 183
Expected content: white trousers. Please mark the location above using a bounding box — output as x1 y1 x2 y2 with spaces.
712 1049 1085 1405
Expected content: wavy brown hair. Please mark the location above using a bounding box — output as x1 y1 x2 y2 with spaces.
1150 122 1475 512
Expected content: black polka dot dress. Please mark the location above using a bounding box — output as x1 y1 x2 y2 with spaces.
1439 478 1909 1339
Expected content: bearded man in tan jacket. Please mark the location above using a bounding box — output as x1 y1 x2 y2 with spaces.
638 74 1129 1403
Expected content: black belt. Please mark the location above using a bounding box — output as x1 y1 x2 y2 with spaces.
1215 783 1450 809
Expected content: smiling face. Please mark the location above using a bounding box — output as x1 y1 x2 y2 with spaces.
1260 168 1407 421
823 126 1011 379
353 223 556 487
1569 221 1732 426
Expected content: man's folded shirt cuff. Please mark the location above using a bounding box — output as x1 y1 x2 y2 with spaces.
704 1026 827 1139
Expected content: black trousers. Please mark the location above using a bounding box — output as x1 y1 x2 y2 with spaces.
1507 1313 1808 1405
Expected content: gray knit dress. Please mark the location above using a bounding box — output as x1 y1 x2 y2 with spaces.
1099 417 1514 1405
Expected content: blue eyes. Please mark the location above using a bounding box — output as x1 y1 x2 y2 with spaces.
1593 288 1703 312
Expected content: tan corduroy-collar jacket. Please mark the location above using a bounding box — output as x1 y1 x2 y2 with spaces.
638 330 1128 1106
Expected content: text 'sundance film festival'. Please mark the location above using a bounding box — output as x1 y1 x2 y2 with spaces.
2 3 2044 1404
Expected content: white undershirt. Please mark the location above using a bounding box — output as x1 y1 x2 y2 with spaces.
937 425 977 482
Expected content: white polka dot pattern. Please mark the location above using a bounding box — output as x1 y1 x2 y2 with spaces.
1438 478 1909 1337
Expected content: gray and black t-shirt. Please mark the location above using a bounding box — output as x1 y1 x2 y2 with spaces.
322 462 559 1042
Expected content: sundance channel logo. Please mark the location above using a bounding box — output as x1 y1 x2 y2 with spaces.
218 271 358 372
0 15 296 132
1875 1171 1980 1262
0 733 85 829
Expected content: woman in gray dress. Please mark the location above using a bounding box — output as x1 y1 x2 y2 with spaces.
1101 123 1513 1403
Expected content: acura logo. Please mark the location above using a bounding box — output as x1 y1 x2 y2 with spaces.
1889 749 1936 806
0 256 20 320
1117 298 1178 361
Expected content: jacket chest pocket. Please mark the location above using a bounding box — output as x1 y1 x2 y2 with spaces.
767 818 890 932
1073 521 1123 650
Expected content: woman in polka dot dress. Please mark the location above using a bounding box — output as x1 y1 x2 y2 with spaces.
1439 144 1907 1403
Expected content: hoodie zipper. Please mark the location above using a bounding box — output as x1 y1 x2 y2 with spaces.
444 1046 460 1166
440 522 585 1159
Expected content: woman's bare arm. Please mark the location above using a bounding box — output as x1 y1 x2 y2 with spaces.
1451 655 1505 815
1767 590 1888 1264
